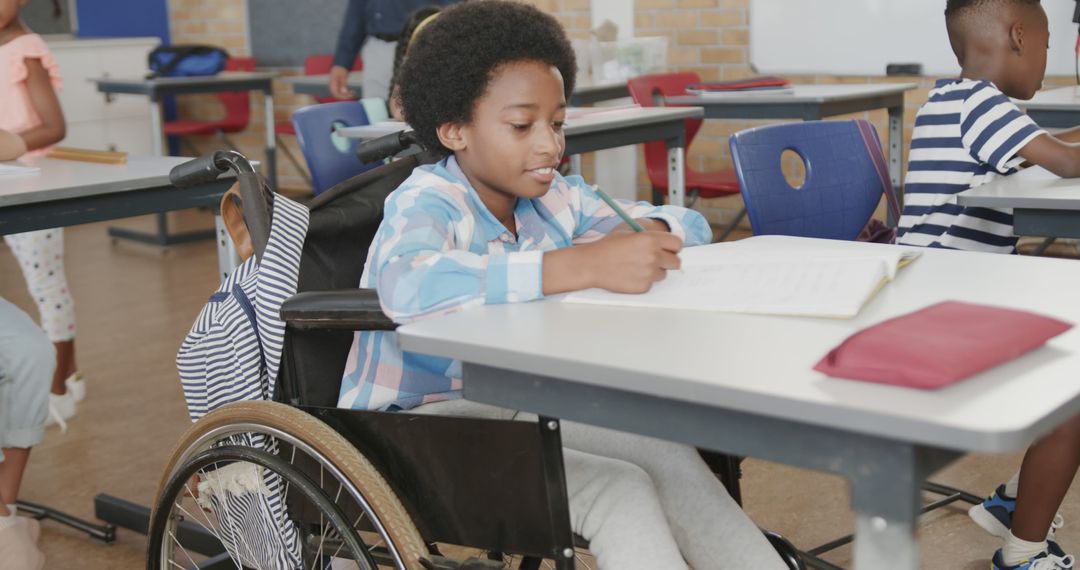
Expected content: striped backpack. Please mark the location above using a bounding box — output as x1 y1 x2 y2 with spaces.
175 194 309 569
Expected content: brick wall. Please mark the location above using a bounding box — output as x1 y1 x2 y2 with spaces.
165 0 1070 206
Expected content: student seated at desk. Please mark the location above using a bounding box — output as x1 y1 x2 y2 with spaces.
0 0 84 432
336 2 786 569
897 1 1080 568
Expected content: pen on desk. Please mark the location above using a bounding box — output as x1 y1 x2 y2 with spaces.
594 187 645 232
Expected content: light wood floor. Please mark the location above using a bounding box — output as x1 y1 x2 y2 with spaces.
0 212 1075 569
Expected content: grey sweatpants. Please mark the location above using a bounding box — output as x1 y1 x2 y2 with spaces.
0 298 53 462
412 398 786 570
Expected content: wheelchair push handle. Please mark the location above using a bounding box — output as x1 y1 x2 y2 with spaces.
170 150 271 262
356 130 420 164
169 150 256 188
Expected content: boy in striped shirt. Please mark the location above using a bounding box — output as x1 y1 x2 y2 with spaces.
908 1 1080 569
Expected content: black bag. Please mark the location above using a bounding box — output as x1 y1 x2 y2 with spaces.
146 45 229 79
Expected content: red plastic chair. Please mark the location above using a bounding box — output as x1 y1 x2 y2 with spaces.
163 57 256 153
627 72 747 241
277 55 364 187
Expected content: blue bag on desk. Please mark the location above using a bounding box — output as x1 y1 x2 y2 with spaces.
146 45 228 79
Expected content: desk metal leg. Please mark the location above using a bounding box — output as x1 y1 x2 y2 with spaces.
887 105 904 226
666 135 687 207
108 96 215 247
569 154 582 176
265 90 277 190
215 214 242 281
848 443 959 570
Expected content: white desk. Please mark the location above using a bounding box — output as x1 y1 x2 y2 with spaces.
397 235 1080 570
1016 86 1080 128
93 72 278 249
339 106 701 206
666 83 917 218
285 73 628 106
0 155 238 278
958 166 1080 239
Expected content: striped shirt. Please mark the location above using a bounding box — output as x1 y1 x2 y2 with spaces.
338 155 712 411
897 79 1046 253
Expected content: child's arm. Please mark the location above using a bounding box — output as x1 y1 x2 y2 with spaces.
1016 134 1080 178
373 187 682 322
18 58 65 151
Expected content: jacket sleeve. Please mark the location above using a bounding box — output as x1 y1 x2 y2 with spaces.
333 0 367 69
371 189 544 324
565 176 713 246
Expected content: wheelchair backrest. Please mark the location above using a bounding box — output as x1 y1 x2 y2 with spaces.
278 149 443 408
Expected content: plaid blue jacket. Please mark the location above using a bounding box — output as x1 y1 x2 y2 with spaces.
338 155 712 412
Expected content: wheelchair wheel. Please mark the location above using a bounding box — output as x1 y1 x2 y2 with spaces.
147 401 429 570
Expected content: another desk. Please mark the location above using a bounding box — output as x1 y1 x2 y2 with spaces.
1016 86 1080 129
283 72 364 99
0 155 237 278
666 83 917 202
398 235 1080 570
339 106 701 206
94 72 277 246
958 166 1080 239
285 74 629 106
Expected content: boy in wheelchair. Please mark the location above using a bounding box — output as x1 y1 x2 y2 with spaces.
337 2 787 568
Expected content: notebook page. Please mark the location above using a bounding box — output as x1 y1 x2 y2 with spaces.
563 253 911 318
0 163 40 176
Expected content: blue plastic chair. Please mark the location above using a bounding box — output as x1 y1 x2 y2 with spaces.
729 119 895 240
292 101 381 195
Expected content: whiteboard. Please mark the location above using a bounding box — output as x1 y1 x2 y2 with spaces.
750 0 1080 76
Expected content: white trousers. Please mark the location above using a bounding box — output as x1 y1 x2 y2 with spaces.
4 229 75 342
412 398 786 570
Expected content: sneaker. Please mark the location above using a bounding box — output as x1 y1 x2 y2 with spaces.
64 372 85 403
992 548 1075 569
969 484 1065 540
44 390 77 433
0 524 44 570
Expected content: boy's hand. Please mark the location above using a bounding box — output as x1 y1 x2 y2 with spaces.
543 231 683 295
587 231 682 293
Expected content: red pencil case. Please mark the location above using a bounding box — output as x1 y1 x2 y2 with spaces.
814 301 1072 389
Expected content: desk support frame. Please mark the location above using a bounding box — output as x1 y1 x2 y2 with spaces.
462 362 962 570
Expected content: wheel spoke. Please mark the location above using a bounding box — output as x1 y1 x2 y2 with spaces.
168 529 201 570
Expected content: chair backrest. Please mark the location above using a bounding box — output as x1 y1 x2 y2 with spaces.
291 101 381 195
217 57 256 130
627 72 705 188
729 119 889 240
303 54 364 103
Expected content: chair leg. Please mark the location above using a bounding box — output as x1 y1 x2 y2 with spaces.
275 135 313 187
179 137 202 157
714 207 747 242
219 132 241 152
1032 237 1057 256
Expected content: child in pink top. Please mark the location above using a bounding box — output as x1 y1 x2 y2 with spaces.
0 0 82 432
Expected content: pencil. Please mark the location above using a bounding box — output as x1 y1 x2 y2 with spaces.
594 187 645 232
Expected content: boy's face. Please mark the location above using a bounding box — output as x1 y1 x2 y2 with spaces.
443 59 567 207
1006 4 1049 99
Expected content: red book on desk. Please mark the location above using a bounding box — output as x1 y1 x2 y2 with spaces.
686 76 791 92
813 301 1072 389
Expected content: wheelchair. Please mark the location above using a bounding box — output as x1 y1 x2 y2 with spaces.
146 133 807 570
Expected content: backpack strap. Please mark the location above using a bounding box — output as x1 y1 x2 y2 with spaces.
855 119 901 223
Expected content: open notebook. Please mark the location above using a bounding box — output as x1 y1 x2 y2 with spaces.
562 244 920 318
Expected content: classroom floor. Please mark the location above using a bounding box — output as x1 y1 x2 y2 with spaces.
1 212 1078 570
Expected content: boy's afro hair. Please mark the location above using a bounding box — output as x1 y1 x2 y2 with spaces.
945 0 1040 18
397 0 578 155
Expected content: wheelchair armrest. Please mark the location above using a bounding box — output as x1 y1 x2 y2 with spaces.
280 289 397 331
